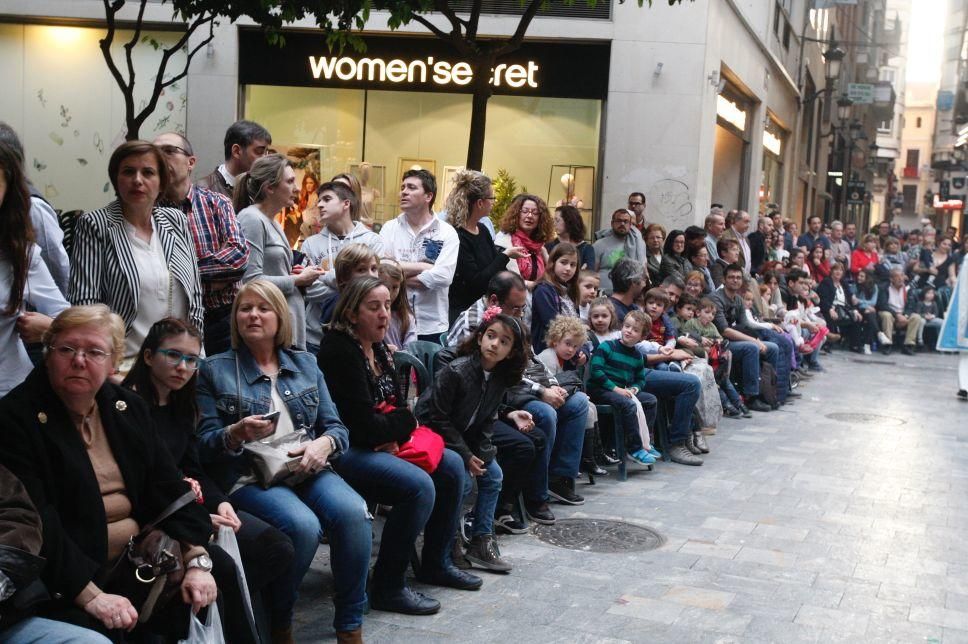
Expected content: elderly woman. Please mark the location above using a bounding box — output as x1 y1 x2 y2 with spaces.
0 305 216 640
68 141 204 373
494 194 554 288
447 170 525 322
644 223 666 286
318 277 479 615
195 279 369 644
235 154 324 351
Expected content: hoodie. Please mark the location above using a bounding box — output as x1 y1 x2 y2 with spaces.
300 222 383 348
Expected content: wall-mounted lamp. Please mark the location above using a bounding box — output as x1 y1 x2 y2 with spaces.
654 62 664 77
708 69 720 87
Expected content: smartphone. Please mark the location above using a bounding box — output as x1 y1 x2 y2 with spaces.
260 410 281 423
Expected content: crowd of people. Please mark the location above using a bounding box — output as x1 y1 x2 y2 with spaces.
1 117 966 644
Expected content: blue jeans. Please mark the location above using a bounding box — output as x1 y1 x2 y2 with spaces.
464 458 502 537
590 389 656 452
729 340 778 398
719 380 743 408
230 469 371 632
643 370 701 444
1 618 111 643
525 392 588 482
756 329 792 401
335 447 465 587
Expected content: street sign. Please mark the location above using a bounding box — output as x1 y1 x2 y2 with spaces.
847 83 874 104
847 180 866 205
938 91 955 111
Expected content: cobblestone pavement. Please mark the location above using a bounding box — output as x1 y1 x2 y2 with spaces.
293 350 968 643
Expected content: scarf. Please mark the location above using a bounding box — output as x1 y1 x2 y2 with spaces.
512 230 545 281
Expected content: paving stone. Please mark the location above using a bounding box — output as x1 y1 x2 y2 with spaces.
701 516 757 534
678 539 742 559
793 604 870 635
662 585 736 610
734 545 798 568
605 595 685 624
910 606 968 631
672 605 752 635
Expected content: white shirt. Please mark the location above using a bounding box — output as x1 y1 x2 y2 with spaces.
0 245 70 396
887 285 906 314
123 219 188 360
217 163 236 188
379 212 459 336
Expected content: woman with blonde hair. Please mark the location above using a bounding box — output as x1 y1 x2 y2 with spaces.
333 172 372 226
446 170 526 322
494 193 554 288
196 279 370 643
236 154 324 350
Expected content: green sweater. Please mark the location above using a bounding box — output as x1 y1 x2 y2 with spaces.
682 318 722 341
590 339 648 392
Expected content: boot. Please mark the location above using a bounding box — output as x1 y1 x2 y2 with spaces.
684 432 702 455
336 628 363 644
668 443 703 466
693 432 710 454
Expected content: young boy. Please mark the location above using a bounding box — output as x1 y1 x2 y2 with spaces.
642 287 692 371
302 182 383 351
577 270 601 323
672 294 705 357
588 310 661 466
310 243 380 352
682 298 751 419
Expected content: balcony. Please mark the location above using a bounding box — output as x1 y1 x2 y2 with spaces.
903 166 919 179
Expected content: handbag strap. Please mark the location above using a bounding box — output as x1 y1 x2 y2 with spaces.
137 490 197 537
235 354 242 422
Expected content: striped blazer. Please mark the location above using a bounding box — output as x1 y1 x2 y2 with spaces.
68 201 204 337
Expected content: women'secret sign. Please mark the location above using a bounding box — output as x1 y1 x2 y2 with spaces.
309 55 540 88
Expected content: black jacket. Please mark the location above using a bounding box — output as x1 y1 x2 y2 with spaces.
875 283 916 315
150 404 229 512
317 329 416 448
817 278 854 319
0 366 211 605
415 352 513 465
747 231 768 275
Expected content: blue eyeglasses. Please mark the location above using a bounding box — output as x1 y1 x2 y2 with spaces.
156 349 200 370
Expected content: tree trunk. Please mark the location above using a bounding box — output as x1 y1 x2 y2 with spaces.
466 58 494 170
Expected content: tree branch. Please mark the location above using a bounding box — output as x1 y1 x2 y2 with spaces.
99 1 129 95
408 13 456 44
122 0 149 101
467 0 483 40
492 0 543 57
433 0 465 38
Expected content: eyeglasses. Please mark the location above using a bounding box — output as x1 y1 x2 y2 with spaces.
520 208 539 215
482 195 496 201
158 144 191 157
48 345 113 364
628 201 644 207
155 349 201 370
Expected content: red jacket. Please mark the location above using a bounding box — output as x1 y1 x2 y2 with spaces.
850 249 879 276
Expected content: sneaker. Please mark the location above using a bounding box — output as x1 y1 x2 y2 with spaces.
524 500 556 525
863 344 872 355
901 345 915 356
723 405 743 419
465 534 512 573
647 445 662 459
548 477 585 506
877 331 892 345
494 513 528 535
597 450 621 466
459 511 473 545
684 433 702 455
693 432 710 454
668 443 703 466
451 538 472 570
737 404 753 418
629 449 657 465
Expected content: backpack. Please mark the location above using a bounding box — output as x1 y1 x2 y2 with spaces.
758 361 780 409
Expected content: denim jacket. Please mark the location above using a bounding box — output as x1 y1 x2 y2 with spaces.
196 344 350 491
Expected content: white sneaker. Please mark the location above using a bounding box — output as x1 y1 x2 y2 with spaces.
862 344 872 355
877 331 892 345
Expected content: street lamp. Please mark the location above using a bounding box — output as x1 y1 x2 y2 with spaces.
837 96 853 121
823 41 846 82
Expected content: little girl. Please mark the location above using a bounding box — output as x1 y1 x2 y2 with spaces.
587 296 620 348
531 243 580 353
378 259 416 351
416 310 533 572
577 270 600 323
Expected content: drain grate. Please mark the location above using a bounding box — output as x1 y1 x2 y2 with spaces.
533 518 664 553
825 412 905 426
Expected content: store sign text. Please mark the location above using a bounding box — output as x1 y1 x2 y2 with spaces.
309 55 540 88
717 96 747 131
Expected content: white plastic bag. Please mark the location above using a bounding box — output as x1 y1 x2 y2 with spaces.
178 602 226 644
215 525 257 639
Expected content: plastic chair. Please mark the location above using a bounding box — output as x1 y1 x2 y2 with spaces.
439 332 449 347
404 340 443 379
595 404 627 481
393 350 432 402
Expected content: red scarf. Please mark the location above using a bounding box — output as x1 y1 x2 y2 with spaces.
512 230 545 280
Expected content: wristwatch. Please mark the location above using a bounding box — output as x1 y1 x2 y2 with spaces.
186 554 213 573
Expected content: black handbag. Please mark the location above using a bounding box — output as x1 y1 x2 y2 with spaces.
99 490 196 624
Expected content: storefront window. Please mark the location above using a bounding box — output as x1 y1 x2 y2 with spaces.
760 117 786 212
711 86 752 212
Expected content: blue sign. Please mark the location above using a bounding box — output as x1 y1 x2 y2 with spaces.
938 91 955 111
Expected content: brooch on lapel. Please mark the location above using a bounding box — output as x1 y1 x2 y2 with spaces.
37 412 48 424
115 401 127 412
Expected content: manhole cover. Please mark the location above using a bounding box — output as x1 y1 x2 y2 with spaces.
825 412 905 426
533 518 664 553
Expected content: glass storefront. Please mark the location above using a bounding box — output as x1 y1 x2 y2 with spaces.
711 85 753 211
760 116 786 212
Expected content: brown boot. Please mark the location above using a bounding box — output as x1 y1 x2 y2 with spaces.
336 627 363 644
271 626 294 644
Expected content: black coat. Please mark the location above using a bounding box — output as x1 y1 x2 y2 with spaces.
747 231 768 275
0 366 211 605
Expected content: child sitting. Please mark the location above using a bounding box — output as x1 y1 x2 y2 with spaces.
577 270 601 323
915 285 944 347
588 310 662 466
310 243 379 353
642 288 692 371
378 259 416 351
587 296 621 349
672 294 705 357
682 298 750 419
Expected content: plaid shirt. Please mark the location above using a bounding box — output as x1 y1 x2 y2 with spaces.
165 184 249 308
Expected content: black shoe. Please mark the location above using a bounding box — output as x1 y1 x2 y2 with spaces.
416 565 483 590
524 500 556 525
580 457 607 477
597 450 621 466
737 404 753 418
369 586 441 615
723 405 743 419
494 513 528 535
746 398 772 412
882 345 893 355
958 389 967 401
465 534 512 573
901 345 915 356
548 477 585 506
